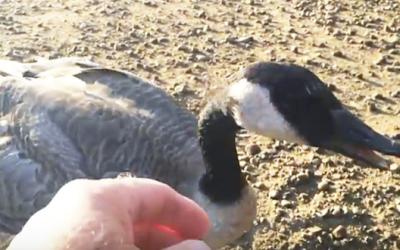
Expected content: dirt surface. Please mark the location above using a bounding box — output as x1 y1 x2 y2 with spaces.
1 0 400 249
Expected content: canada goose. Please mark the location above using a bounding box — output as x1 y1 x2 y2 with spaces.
0 58 255 250
1 58 399 249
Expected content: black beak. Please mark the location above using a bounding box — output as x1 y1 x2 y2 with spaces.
319 108 400 170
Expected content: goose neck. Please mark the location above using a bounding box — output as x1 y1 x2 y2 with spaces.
197 103 247 205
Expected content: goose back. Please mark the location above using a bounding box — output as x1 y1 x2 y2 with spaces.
0 59 204 234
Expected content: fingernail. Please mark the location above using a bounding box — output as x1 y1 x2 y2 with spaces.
186 240 211 250
163 240 211 250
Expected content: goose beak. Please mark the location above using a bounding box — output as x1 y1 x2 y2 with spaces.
322 141 391 169
319 109 400 170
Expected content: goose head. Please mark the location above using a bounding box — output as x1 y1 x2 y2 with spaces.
185 61 400 250
227 61 400 170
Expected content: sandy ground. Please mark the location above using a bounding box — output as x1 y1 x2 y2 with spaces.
1 0 400 249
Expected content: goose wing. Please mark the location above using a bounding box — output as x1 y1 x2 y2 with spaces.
1 58 199 139
14 58 203 183
0 60 204 234
0 74 155 233
54 61 205 196
0 57 99 78
3 58 203 182
0 76 95 233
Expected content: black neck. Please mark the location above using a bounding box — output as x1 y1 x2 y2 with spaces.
197 103 247 205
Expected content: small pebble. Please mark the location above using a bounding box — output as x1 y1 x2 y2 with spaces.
368 103 379 113
372 93 384 100
246 144 261 156
390 163 399 173
269 189 281 199
331 206 342 216
327 83 338 91
375 55 388 65
253 182 267 190
332 225 347 239
363 40 374 47
291 46 298 53
281 200 293 208
333 50 344 57
197 10 206 18
236 36 254 43
318 180 330 191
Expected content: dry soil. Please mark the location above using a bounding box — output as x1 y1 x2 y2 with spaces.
0 0 400 249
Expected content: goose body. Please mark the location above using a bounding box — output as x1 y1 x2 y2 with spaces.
1 58 400 249
0 59 256 249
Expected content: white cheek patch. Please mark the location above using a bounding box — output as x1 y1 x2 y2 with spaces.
228 78 306 144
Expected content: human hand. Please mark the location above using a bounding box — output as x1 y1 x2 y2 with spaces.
7 178 211 250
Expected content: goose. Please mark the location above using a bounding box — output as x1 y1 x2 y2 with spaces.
0 58 254 249
1 58 400 249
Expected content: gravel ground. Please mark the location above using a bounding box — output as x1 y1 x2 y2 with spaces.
1 0 400 249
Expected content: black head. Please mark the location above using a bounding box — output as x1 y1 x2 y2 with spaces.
227 61 400 169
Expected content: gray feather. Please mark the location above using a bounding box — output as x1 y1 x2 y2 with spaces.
0 58 205 234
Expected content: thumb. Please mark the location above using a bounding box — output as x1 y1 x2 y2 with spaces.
162 240 211 250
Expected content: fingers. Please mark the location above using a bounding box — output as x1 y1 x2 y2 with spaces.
132 222 184 250
163 240 212 250
41 178 210 250
132 227 211 250
57 178 209 241
107 244 140 250
112 178 210 240
110 240 211 250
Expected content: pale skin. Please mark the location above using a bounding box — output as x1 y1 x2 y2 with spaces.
7 178 211 250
